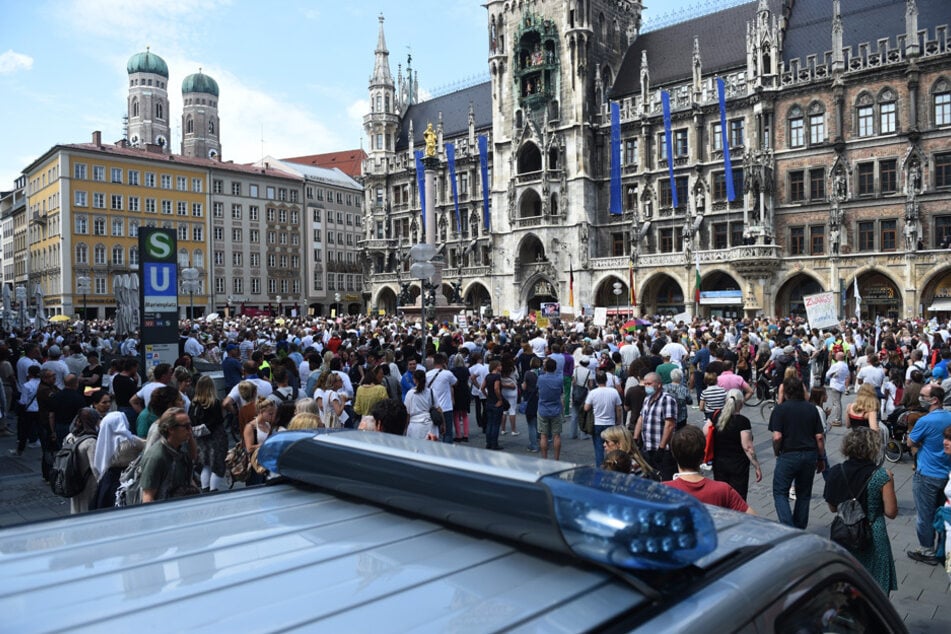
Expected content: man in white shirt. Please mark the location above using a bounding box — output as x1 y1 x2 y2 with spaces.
619 335 640 368
16 343 42 392
824 352 851 428
130 363 192 414
856 355 886 392
426 353 457 443
184 331 204 358
40 346 70 390
584 371 623 466
528 331 548 358
660 339 688 368
223 361 273 413
468 352 489 431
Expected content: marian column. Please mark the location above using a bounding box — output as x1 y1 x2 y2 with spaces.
422 123 444 303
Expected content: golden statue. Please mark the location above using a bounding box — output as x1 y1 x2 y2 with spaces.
423 122 437 158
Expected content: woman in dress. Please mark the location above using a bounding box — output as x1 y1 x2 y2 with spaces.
353 366 387 418
189 376 228 492
451 353 472 442
704 388 761 501
520 356 540 452
499 354 520 436
823 427 898 595
403 369 436 439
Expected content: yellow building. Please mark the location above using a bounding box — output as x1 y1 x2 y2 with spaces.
23 132 210 319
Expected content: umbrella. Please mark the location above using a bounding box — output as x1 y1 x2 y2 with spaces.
622 318 650 332
49 314 71 323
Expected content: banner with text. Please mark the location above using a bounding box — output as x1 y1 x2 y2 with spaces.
803 292 839 331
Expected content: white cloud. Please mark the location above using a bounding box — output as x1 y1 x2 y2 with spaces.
0 50 34 74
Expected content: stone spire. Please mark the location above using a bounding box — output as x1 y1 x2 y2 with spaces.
371 14 393 87
832 0 845 71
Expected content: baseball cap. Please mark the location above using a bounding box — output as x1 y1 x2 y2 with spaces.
226 343 239 352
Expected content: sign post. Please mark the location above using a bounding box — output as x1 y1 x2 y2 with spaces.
138 228 180 373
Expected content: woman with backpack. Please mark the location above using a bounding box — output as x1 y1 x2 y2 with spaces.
63 407 101 514
823 427 898 595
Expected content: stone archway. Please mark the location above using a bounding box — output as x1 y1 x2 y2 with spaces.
921 266 951 316
639 273 685 316
849 270 902 320
699 270 743 319
593 274 630 314
524 275 558 311
375 286 398 315
464 281 491 310
775 273 825 319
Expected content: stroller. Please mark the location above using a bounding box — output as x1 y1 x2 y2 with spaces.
883 406 910 463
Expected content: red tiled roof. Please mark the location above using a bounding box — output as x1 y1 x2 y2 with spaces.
282 149 366 178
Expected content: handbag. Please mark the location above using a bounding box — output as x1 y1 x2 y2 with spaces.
427 373 444 428
517 400 528 415
225 442 251 482
579 407 594 436
703 409 720 464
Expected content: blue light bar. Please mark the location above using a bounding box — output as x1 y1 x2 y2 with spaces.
543 468 717 570
259 431 716 572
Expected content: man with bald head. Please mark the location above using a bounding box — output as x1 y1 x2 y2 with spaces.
824 351 851 429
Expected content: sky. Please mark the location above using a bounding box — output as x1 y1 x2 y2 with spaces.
0 0 712 188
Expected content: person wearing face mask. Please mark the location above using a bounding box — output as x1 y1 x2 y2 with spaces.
906 384 951 566
633 372 677 480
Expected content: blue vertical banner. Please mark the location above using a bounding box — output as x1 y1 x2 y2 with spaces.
445 142 462 233
414 150 427 235
717 77 735 202
609 102 622 215
661 91 678 209
478 135 490 230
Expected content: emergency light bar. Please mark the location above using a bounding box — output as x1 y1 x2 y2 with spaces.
258 430 716 571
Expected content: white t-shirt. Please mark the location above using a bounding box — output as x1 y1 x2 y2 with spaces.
585 386 622 427
425 368 457 412
469 363 489 398
226 378 273 408
856 365 885 388
529 336 548 358
660 342 688 368
136 381 191 412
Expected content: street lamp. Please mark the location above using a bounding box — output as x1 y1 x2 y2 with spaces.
613 281 623 321
334 292 341 316
276 295 282 317
15 285 26 329
181 267 200 320
76 276 91 320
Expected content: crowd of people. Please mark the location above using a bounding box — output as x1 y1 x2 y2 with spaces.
1 310 950 593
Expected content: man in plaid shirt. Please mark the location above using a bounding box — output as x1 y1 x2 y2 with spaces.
634 372 678 480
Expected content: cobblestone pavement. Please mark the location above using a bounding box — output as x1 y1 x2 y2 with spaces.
0 397 948 631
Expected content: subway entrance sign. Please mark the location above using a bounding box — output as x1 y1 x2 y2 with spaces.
138 229 180 371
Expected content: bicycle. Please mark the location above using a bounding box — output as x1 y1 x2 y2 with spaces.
746 374 771 408
758 384 779 422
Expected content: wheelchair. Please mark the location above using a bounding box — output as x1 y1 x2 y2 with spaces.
883 407 909 463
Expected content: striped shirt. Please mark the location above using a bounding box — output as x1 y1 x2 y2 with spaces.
700 385 728 414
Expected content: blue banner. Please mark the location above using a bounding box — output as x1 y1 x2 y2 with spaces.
661 91 678 209
414 150 427 235
446 142 461 233
717 77 735 202
609 102 622 215
478 135 490 230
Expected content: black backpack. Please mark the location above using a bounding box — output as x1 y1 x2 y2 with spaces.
50 435 96 498
829 470 874 552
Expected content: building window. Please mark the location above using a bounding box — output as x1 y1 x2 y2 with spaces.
789 226 805 255
112 218 124 236
232 228 242 242
110 195 122 210
94 277 107 294
624 138 638 166
112 246 123 266
94 244 106 265
213 227 223 241
712 123 723 151
673 129 688 157
267 254 276 267
178 225 188 241
809 113 825 144
162 200 172 215
290 210 299 224
250 253 260 266
936 90 950 126
881 220 897 251
713 223 728 250
92 193 105 209
111 167 122 183
249 184 259 197
213 202 223 218
789 171 805 202
192 178 202 193
215 278 225 294
177 202 187 216
193 226 203 241
730 222 744 247
74 164 86 180
935 216 951 248
809 169 826 200
278 188 287 202
880 101 896 134
145 172 155 187
936 152 951 188
233 252 243 266
880 159 897 194
129 247 138 266
729 119 744 148
128 197 140 212
160 174 171 189
266 208 275 222
192 203 202 217
858 221 874 251
233 278 243 294
128 170 139 186
145 198 156 213
810 225 824 255
93 217 105 236
279 209 287 223
214 251 224 265
176 176 187 191
74 191 87 207
75 243 88 263
789 117 804 147
213 179 223 194
249 206 259 221
857 105 874 137
251 278 261 294
266 186 276 200
93 166 105 182
232 204 242 220
250 229 259 243
857 163 875 196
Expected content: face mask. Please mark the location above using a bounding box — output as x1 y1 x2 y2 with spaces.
645 386 656 396
919 397 933 409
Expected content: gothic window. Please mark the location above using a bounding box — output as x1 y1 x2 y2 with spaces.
186 117 193 134
209 119 215 134
155 102 164 120
855 92 874 137
931 78 950 127
808 101 826 145
787 105 804 148
131 99 139 117
878 89 897 134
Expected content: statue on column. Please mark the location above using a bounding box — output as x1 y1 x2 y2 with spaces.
904 221 918 252
423 123 437 158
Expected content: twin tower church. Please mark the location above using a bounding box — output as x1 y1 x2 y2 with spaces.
125 48 221 160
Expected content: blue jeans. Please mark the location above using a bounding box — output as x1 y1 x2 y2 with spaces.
485 403 502 449
912 471 946 551
593 425 609 466
440 410 454 444
772 450 818 529
526 415 539 451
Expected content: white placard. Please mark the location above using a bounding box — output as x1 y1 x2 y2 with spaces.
803 292 838 330
593 307 608 327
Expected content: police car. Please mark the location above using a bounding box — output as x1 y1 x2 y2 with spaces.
0 431 906 632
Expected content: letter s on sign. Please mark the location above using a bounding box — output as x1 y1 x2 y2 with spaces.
146 232 173 259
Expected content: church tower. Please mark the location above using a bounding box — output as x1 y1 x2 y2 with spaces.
364 14 399 175
181 69 221 159
126 47 171 151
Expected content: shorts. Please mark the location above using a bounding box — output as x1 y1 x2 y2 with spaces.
537 414 563 436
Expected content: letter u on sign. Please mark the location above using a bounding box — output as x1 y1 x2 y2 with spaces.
149 267 170 292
